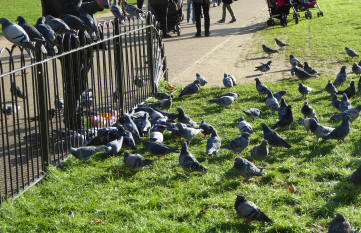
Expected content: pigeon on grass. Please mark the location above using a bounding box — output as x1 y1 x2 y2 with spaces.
235 195 272 224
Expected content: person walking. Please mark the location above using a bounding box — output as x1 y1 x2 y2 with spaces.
217 0 236 23
193 0 210 37
149 0 171 38
187 0 195 23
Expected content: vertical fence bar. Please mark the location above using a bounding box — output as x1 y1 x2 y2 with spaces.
146 13 155 95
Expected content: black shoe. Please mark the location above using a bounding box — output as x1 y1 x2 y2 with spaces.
195 33 201 37
229 18 236 23
205 32 210 37
163 34 172 38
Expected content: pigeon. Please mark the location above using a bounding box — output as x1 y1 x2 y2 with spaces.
121 113 141 141
273 90 287 102
69 146 104 161
289 54 303 68
234 195 272 223
0 17 35 58
328 213 351 233
35 17 57 45
124 152 154 171
298 83 312 99
122 0 144 20
179 142 207 173
358 76 361 93
87 127 120 146
233 158 264 180
105 137 124 155
142 140 179 157
291 67 316 81
76 6 98 40
272 105 293 129
61 14 89 32
254 61 272 73
111 0 126 23
2 105 20 115
238 117 254 134
278 98 288 120
45 15 75 35
153 108 178 121
338 93 352 112
262 44 278 56
179 80 201 97
150 131 163 143
323 116 351 142
243 108 261 120
265 89 280 111
334 66 347 87
352 62 361 75
206 128 221 156
176 123 203 144
275 38 288 48
325 80 337 95
154 92 172 100
135 106 165 121
308 118 334 143
350 164 361 186
209 95 236 107
255 78 270 95
250 140 269 161
16 16 47 54
330 104 361 122
199 120 214 136
196 73 208 86
298 118 316 132
133 112 151 136
215 92 239 99
116 125 137 150
337 81 356 98
55 95 64 111
177 108 198 127
304 62 320 76
10 82 26 100
223 73 236 88
30 109 56 121
261 123 291 148
221 132 250 153
345 47 359 59
301 102 318 121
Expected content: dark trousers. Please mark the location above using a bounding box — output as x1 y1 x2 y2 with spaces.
193 2 210 34
151 4 168 35
137 0 144 9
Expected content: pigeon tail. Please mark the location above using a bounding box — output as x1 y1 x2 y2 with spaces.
253 210 273 223
141 158 154 167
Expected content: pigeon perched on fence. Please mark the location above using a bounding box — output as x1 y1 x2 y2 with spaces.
16 16 47 54
238 117 253 134
111 0 126 23
105 137 124 155
124 152 154 171
234 195 272 223
262 44 278 56
233 158 264 180
35 17 58 54
301 102 318 121
265 89 280 111
61 14 89 33
350 164 361 186
45 15 76 35
337 81 356 98
243 108 261 120
0 17 35 58
250 140 269 161
223 73 236 88
330 104 361 122
76 6 98 40
206 128 221 156
221 133 250 153
274 38 287 48
142 140 179 157
328 213 351 233
10 82 26 100
209 95 237 107
323 116 351 143
176 123 203 144
2 105 20 115
307 118 334 143
179 80 201 97
261 123 291 148
298 83 312 99
122 0 144 20
196 73 208 86
291 67 316 82
325 80 337 95
255 78 269 95
272 105 293 129
179 142 207 173
254 61 272 73
69 145 104 161
199 120 214 136
303 62 320 76
334 66 347 87
352 62 361 75
289 54 303 68
345 47 359 59
177 108 198 127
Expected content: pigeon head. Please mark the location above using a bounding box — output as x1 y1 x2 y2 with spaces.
103 0 110 8
304 101 309 106
36 16 45 25
16 16 26 24
261 140 268 146
181 141 188 151
341 93 348 101
280 98 287 107
236 194 246 203
350 81 355 87
345 47 349 51
254 78 260 84
289 54 294 59
286 105 292 111
266 61 272 65
341 66 346 72
298 83 303 88
210 128 218 137
176 122 184 129
334 213 346 221
266 89 273 98
261 123 270 132
224 73 228 78
297 118 304 125
124 152 130 158
196 73 200 78
0 17 11 26
239 116 245 121
176 107 184 114
304 62 309 68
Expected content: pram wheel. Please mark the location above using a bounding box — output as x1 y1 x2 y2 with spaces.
305 11 312 19
267 18 275 26
317 11 324 17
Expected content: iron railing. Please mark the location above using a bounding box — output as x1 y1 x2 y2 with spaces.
0 12 167 202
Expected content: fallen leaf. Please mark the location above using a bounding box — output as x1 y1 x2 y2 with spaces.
289 184 295 193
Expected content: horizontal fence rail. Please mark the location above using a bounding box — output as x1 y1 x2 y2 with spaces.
0 12 167 202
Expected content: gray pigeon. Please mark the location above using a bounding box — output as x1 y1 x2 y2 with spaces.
334 66 347 87
87 126 120 146
221 132 250 153
301 102 318 121
16 16 47 54
122 0 144 20
2 105 20 115
69 146 104 161
352 62 361 75
10 82 26 100
233 158 264 180
278 98 288 120
196 73 208 86
265 89 280 111
345 47 359 59
328 213 351 233
255 78 270 95
124 152 154 172
209 95 236 107
142 140 179 157
215 92 239 99
35 16 57 48
243 108 261 120
176 123 203 144
235 195 272 223
272 105 293 129
323 116 351 142
111 0 126 23
337 81 356 98
76 6 98 40
289 54 303 68
136 106 165 121
308 118 334 143
133 112 151 136
0 17 35 58
238 117 254 134
206 128 221 156
105 137 124 155
177 108 198 127
275 38 288 48
223 73 236 88
330 104 361 122
250 140 269 161
350 164 361 186
273 90 287 102
145 96 172 110
116 124 137 150
298 83 312 99
179 142 207 173
331 94 342 112
61 14 92 38
262 44 278 56
199 120 214 136
179 80 201 97
254 61 272 73
325 80 337 95
154 92 172 100
304 62 320 76
298 118 316 133
261 123 291 148
45 15 75 35
122 113 141 141
291 67 316 82
338 93 352 112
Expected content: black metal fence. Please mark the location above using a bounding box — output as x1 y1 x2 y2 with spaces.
0 12 167 202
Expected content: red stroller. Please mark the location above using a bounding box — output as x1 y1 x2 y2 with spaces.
291 0 324 19
266 0 299 26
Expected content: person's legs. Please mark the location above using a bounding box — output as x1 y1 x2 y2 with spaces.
187 0 191 22
226 4 236 22
151 4 169 37
191 1 195 23
193 3 202 36
218 3 226 22
202 3 210 36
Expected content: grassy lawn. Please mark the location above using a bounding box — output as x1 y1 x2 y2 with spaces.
0 0 361 232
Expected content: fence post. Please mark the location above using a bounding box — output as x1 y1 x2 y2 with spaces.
35 50 50 169
146 13 155 94
114 19 125 115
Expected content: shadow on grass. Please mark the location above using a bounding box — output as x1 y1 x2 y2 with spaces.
245 74 263 78
302 143 336 161
207 152 234 164
245 56 268 61
204 221 256 233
